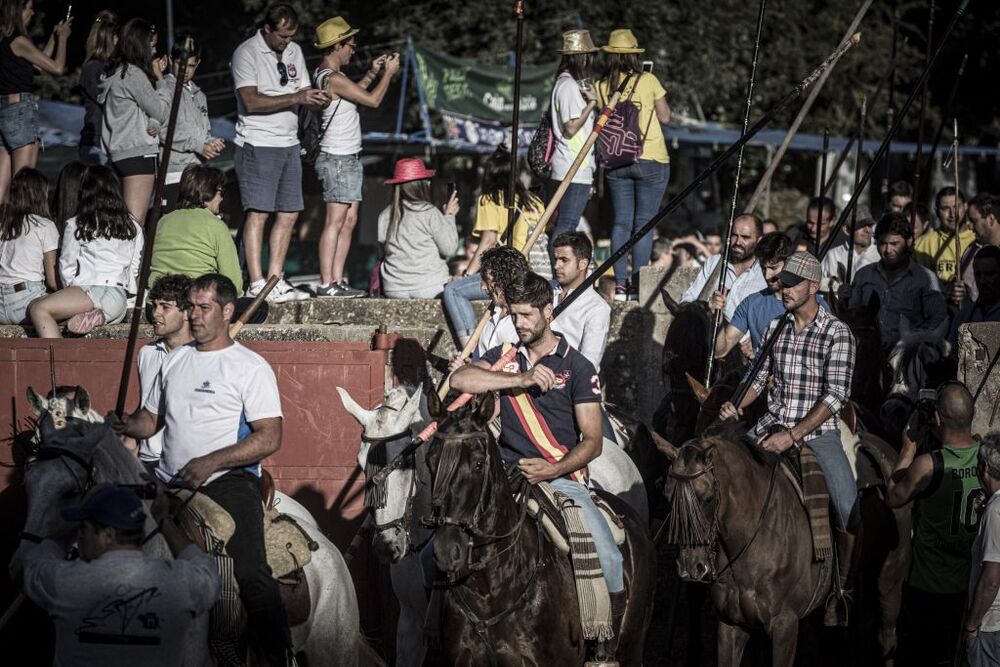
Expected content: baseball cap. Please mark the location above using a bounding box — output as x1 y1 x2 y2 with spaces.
61 485 147 531
777 252 822 287
854 205 876 227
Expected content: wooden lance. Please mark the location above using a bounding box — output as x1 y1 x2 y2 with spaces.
506 0 526 235
845 98 867 285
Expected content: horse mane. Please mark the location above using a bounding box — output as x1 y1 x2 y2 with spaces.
700 420 781 469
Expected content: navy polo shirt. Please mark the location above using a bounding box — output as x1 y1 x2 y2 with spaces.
482 336 602 474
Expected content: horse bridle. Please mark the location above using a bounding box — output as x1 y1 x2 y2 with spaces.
20 446 98 544
361 429 419 534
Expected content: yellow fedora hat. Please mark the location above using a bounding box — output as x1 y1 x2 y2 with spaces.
602 29 645 54
558 29 599 55
314 17 359 49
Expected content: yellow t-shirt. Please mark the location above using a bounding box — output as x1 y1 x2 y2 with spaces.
596 71 670 164
913 228 977 282
472 193 546 251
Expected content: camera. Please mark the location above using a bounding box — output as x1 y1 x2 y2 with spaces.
911 388 941 453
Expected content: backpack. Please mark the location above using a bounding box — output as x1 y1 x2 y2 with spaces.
298 69 339 167
597 75 651 170
527 107 554 179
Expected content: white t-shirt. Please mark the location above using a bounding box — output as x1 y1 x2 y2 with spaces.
137 339 188 462
971 490 1000 632
0 215 59 284
477 310 518 359
59 216 144 291
550 72 595 185
22 540 219 667
552 283 611 373
315 68 362 155
146 343 283 485
231 30 310 148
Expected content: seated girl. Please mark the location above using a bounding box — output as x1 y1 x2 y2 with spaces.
0 169 59 324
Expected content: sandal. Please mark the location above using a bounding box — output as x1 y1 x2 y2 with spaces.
67 308 106 335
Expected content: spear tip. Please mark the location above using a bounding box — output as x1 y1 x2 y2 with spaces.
851 32 862 45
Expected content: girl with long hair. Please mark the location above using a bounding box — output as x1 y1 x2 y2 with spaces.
377 158 459 299
28 166 143 337
97 18 169 225
0 168 58 323
312 17 400 297
0 0 72 201
78 9 118 165
52 160 86 231
596 30 671 300
442 145 549 347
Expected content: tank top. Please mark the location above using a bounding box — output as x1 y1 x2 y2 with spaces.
0 35 37 94
909 442 984 594
315 68 361 155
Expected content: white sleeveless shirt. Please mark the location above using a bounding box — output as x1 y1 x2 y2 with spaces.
315 68 362 155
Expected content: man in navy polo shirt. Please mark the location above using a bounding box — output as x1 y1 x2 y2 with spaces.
451 272 625 637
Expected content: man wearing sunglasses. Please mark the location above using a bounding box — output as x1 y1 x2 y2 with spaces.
231 3 330 304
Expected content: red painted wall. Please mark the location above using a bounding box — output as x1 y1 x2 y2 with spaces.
0 336 394 658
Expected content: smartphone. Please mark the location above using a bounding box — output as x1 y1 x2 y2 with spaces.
447 182 456 199
65 4 72 20
642 61 653 74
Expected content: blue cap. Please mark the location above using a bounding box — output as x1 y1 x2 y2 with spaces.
61 485 147 531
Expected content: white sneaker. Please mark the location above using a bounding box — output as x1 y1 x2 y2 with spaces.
272 278 310 302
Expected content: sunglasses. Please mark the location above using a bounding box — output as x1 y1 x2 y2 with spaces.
276 62 288 86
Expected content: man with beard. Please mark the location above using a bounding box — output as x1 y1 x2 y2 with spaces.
786 196 848 255
551 231 611 372
720 252 857 626
948 245 1000 347
451 271 625 659
849 212 948 349
681 213 766 321
822 207 880 298
952 194 1000 306
713 232 830 360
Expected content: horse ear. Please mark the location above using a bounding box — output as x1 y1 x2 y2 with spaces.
650 430 679 462
75 385 91 415
686 373 710 405
27 387 47 416
473 392 496 429
426 387 443 420
336 387 374 430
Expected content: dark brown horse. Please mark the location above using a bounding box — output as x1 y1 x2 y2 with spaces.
423 392 656 666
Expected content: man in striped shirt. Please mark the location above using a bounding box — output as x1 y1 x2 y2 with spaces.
720 251 857 626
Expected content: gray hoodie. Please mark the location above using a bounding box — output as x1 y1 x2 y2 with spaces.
157 74 212 174
98 65 170 162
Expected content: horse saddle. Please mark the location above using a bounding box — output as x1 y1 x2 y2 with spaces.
519 482 626 556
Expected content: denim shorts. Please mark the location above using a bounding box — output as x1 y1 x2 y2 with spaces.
314 152 363 203
0 93 40 151
234 143 304 213
0 280 46 325
81 284 128 324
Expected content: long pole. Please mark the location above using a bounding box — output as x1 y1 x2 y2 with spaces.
952 119 962 273
703 0 768 388
817 128 830 247
554 33 863 321
745 0 873 213
437 74 636 399
911 0 935 212
845 98 868 284
114 37 194 416
822 66 890 195
506 0 526 236
731 0 971 411
881 0 899 203
920 52 967 191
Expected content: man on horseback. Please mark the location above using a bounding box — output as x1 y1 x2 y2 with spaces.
115 273 293 665
451 271 627 656
680 213 765 321
719 252 858 626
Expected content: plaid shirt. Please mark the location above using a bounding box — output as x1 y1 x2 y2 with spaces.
750 306 855 441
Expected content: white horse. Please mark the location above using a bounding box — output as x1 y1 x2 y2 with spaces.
10 386 379 667
336 384 649 667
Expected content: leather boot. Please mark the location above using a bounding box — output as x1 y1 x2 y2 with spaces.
588 591 627 666
824 530 856 627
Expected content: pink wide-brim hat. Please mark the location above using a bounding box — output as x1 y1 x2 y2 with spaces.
385 158 436 185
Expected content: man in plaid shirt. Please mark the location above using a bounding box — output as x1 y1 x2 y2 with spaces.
720 251 857 626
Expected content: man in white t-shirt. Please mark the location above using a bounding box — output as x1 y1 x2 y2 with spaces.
967 434 1000 665
551 231 610 372
133 274 194 465
546 30 599 261
117 273 290 664
231 3 329 304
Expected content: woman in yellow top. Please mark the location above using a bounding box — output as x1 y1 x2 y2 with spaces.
596 29 671 300
442 145 548 347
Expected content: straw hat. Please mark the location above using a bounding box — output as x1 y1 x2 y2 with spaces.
558 29 599 55
602 29 645 54
314 17 359 49
385 158 436 185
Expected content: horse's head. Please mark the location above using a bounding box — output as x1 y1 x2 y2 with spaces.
664 436 722 583
423 392 505 581
26 385 102 446
338 385 425 563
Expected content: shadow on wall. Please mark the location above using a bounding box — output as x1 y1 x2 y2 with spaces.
602 306 658 420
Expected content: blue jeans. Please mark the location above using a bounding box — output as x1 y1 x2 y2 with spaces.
314 152 363 203
606 160 670 286
0 93 39 151
442 274 488 340
0 280 46 324
545 180 592 262
549 477 625 593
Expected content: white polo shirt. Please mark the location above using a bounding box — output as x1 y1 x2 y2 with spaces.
552 283 611 373
230 30 309 148
136 339 169 462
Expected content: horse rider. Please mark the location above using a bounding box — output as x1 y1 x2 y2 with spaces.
21 484 219 666
680 213 765 320
114 273 292 665
719 252 857 626
451 271 627 658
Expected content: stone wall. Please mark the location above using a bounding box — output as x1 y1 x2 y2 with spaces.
958 322 1000 438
